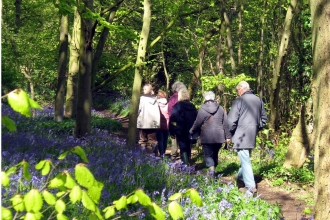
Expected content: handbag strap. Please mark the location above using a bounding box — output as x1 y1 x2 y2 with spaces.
201 114 214 132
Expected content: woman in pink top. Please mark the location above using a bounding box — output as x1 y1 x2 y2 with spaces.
156 91 169 158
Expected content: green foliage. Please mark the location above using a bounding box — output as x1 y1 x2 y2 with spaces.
201 74 256 93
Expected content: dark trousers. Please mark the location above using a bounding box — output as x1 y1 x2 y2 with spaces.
156 130 169 155
138 129 158 147
177 137 191 158
202 143 222 168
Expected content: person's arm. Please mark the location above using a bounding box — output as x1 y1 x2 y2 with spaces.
260 100 267 127
189 109 204 134
222 109 232 140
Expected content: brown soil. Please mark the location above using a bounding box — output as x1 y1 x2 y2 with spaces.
102 110 314 220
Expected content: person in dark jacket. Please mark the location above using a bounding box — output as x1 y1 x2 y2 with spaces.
190 91 231 176
169 89 197 165
168 81 187 160
227 81 267 194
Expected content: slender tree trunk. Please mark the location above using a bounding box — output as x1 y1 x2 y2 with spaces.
55 15 69 122
14 0 22 34
237 2 244 71
310 0 330 219
127 0 152 147
216 20 226 74
257 0 266 98
269 0 298 130
188 28 217 96
91 0 124 87
65 7 80 118
224 11 236 76
75 0 93 137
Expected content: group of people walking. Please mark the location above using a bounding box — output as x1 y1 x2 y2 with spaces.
136 80 267 194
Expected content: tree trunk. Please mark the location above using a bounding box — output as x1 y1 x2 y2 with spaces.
14 0 22 34
283 102 313 168
188 28 217 96
269 0 298 130
75 0 93 138
65 7 80 118
310 0 330 219
55 15 69 122
257 0 266 98
91 0 124 87
216 20 226 74
127 0 152 147
237 2 244 72
223 11 236 76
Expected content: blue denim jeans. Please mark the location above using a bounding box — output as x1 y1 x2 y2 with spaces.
156 130 169 155
237 149 256 188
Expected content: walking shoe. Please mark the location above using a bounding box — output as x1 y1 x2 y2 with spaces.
230 174 245 188
239 187 257 196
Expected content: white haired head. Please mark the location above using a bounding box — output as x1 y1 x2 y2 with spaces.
203 91 215 101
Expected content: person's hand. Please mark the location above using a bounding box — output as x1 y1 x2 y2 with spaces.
226 139 231 144
171 136 175 139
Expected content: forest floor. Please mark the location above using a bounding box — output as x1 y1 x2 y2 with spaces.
98 109 314 220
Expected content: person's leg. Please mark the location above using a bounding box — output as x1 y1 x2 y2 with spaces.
213 143 222 168
148 129 158 156
170 137 179 160
177 138 189 165
156 130 164 156
202 144 215 168
161 131 169 156
138 129 148 150
237 149 256 188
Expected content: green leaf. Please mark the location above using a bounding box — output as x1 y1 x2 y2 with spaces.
149 202 165 220
42 190 56 205
135 189 151 206
75 164 95 188
22 161 31 181
10 195 25 212
113 196 127 210
127 195 138 204
88 180 104 203
2 116 17 132
41 161 51 176
187 189 202 207
71 146 89 163
1 171 10 187
55 199 66 214
7 89 31 117
24 189 43 212
64 171 76 189
1 207 13 220
168 201 183 220
56 213 69 220
48 172 66 188
35 160 46 170
168 193 182 201
28 98 42 110
303 207 312 215
58 151 69 160
24 212 43 220
69 185 82 204
103 206 116 219
6 167 17 176
82 190 96 211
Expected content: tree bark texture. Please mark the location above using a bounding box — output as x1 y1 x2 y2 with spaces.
269 0 297 130
65 7 80 118
257 1 266 98
75 0 93 138
310 0 330 219
127 0 152 147
283 103 313 169
55 15 69 122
